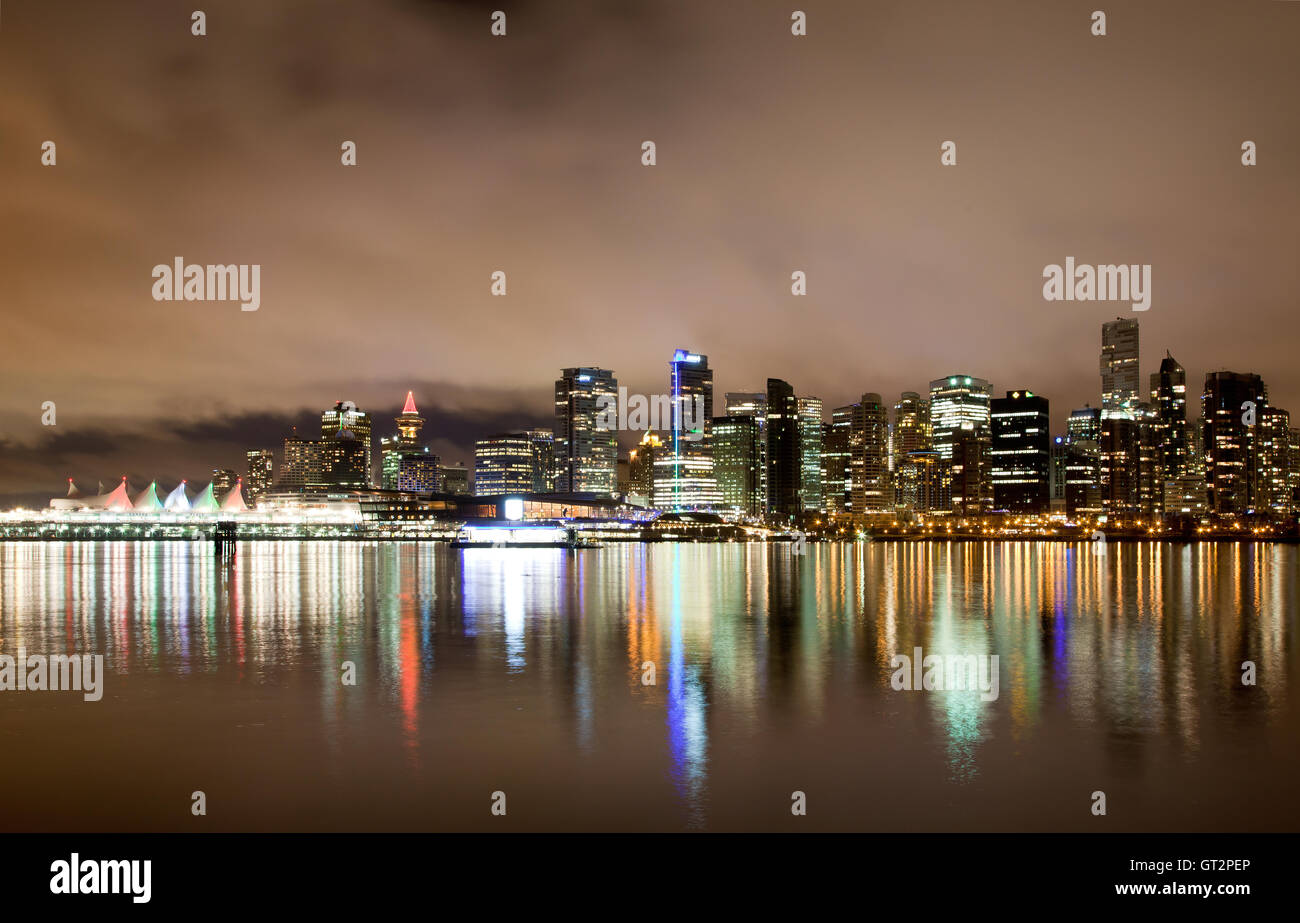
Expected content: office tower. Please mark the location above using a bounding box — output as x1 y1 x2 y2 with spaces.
798 397 824 512
726 391 768 510
440 463 470 496
245 450 273 502
655 349 719 510
1100 318 1140 420
1136 402 1163 515
850 393 891 513
212 468 238 497
278 433 324 490
929 376 992 458
929 375 992 512
1259 407 1292 515
821 408 853 514
321 401 374 486
1202 371 1267 515
712 416 762 514
526 429 555 492
320 429 370 489
1149 351 1188 480
1067 405 1102 444
892 392 932 511
1065 440 1102 516
475 433 537 495
554 367 618 494
381 391 440 491
1099 416 1141 516
1289 428 1300 511
950 427 991 515
765 379 801 517
990 390 1050 513
628 431 664 505
1049 436 1067 503
395 391 424 446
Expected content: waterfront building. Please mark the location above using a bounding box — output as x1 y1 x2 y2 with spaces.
1101 318 1140 420
655 349 719 510
554 367 619 494
990 390 1050 513
712 416 762 515
765 378 801 517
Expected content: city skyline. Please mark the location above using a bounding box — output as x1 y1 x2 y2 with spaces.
2 0 1298 508
13 314 1298 524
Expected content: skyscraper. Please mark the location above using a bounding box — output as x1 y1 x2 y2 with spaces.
1100 318 1140 420
821 408 854 515
797 397 823 512
656 349 719 510
765 378 800 517
712 416 761 514
990 390 1050 513
1149 351 1188 481
1258 407 1291 515
628 431 664 505
850 394 890 513
1067 405 1102 444
394 391 424 446
245 449 273 502
1202 371 1267 515
475 433 537 496
726 391 768 510
322 401 374 486
526 429 555 492
554 367 618 494
381 392 440 492
929 375 992 512
892 392 932 511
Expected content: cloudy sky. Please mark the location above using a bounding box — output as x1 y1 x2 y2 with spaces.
1 0 1297 505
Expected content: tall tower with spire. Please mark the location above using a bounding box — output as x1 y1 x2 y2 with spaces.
396 390 424 447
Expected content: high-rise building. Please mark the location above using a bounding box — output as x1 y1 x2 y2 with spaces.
929 375 992 513
712 416 761 514
950 427 991 515
475 433 537 496
1202 371 1267 515
1049 436 1067 504
525 430 555 492
245 450 273 502
1100 318 1140 420
381 392 440 492
797 397 823 512
212 468 238 497
1065 440 1102 516
655 349 719 510
440 463 470 496
1067 405 1102 444
1099 416 1141 516
990 390 1050 513
394 391 424 446
321 401 374 486
1259 406 1292 516
850 394 891 513
892 392 932 511
765 379 801 517
1149 351 1188 480
726 391 768 510
821 408 853 514
628 431 665 505
554 367 619 494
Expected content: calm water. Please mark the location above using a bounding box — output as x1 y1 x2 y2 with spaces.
1 540 1297 832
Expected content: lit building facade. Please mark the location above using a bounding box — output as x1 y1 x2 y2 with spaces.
798 397 823 512
1100 317 1141 421
712 415 762 514
990 390 1050 513
554 367 618 494
655 349 719 510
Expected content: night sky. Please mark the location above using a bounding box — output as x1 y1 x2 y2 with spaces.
1 0 1297 506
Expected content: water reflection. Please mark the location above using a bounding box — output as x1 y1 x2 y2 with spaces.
0 540 1296 830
